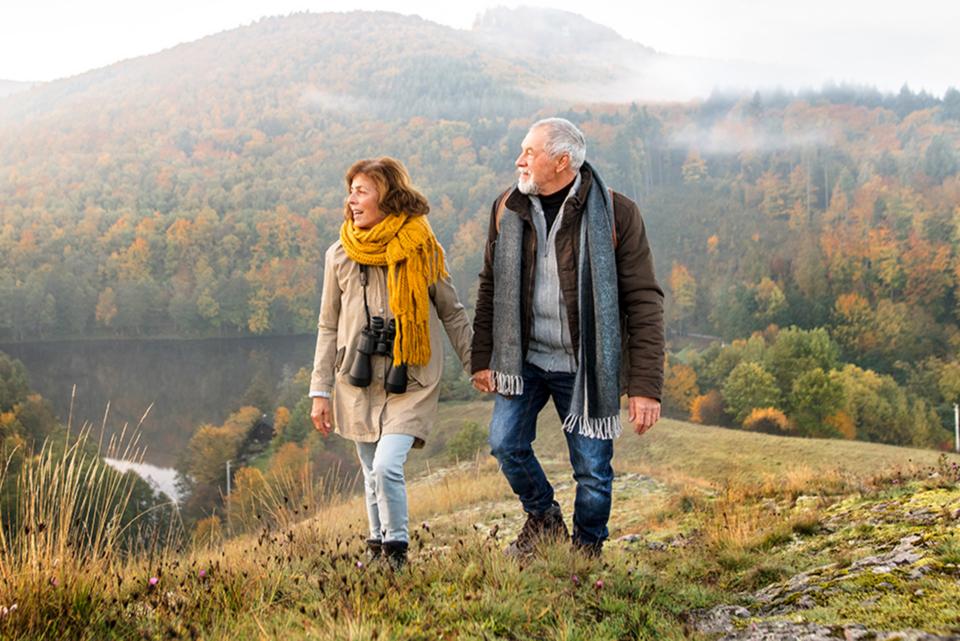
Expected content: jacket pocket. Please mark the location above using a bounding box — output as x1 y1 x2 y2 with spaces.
407 360 441 389
334 346 346 373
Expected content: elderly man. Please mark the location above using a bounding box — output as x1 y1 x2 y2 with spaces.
471 117 664 557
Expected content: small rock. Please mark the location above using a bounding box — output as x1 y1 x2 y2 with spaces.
843 625 871 640
690 605 751 635
890 551 923 565
796 595 817 609
898 534 923 547
854 555 881 568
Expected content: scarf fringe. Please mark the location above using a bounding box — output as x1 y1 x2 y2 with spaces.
493 371 524 396
562 414 623 440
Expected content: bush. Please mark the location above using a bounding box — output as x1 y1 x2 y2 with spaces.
192 515 223 549
446 421 487 461
690 389 727 426
742 407 792 434
824 410 856 440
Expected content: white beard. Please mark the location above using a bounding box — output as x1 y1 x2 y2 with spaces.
517 173 540 195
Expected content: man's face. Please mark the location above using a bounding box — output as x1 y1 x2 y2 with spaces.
515 126 564 195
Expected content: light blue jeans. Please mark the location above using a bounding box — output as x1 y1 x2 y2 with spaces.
355 434 415 543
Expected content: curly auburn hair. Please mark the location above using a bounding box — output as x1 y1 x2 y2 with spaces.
343 157 430 221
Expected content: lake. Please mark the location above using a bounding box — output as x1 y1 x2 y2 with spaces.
0 335 316 469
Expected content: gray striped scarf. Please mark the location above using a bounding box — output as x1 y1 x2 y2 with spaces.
489 163 623 439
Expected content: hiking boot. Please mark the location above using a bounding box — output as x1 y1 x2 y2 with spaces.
366 538 382 560
504 503 569 559
571 524 604 558
383 540 408 570
572 538 603 559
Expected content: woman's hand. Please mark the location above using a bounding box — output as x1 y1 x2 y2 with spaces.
311 397 332 436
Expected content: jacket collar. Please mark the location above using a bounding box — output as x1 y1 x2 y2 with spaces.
503 165 594 222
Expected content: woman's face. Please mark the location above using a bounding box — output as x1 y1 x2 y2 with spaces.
348 173 387 229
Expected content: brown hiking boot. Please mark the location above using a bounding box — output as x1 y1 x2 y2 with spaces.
504 503 569 559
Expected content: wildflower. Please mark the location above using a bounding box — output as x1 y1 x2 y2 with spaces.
594 579 604 590
356 561 364 569
1 604 18 617
571 574 580 586
198 569 207 579
49 577 59 587
149 577 159 587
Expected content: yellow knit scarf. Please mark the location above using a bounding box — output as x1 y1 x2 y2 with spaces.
340 213 448 366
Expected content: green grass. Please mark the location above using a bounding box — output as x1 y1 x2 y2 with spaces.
2 405 959 639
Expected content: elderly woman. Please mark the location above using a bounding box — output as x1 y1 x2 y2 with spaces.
309 157 472 568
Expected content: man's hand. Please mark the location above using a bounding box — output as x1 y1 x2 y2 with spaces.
628 396 660 435
311 397 332 436
471 369 495 393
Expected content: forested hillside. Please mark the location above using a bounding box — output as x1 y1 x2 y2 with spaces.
1 10 959 445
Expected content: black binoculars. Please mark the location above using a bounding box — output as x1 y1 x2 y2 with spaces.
347 316 408 393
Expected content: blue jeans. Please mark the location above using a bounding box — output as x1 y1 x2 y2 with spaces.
355 434 415 543
488 362 614 546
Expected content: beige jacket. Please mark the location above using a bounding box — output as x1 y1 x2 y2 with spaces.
309 241 472 447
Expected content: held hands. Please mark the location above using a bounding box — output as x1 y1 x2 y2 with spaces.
471 369 496 393
628 396 661 435
311 397 332 436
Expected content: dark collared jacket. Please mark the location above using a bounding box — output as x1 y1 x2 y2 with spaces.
470 166 665 400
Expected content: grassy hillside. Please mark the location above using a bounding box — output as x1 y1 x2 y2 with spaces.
425 401 952 481
2 407 958 639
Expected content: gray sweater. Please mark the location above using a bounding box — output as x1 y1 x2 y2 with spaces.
525 173 581 373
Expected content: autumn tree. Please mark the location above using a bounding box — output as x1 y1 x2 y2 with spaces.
662 357 700 417
763 326 839 395
722 361 782 426
668 262 698 333
830 365 942 447
788 368 845 437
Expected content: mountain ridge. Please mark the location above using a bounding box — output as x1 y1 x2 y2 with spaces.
0 6 794 126
0 79 36 98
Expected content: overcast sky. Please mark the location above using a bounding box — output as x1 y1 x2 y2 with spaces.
2 0 957 95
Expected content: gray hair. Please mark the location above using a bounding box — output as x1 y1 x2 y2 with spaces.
530 117 586 172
